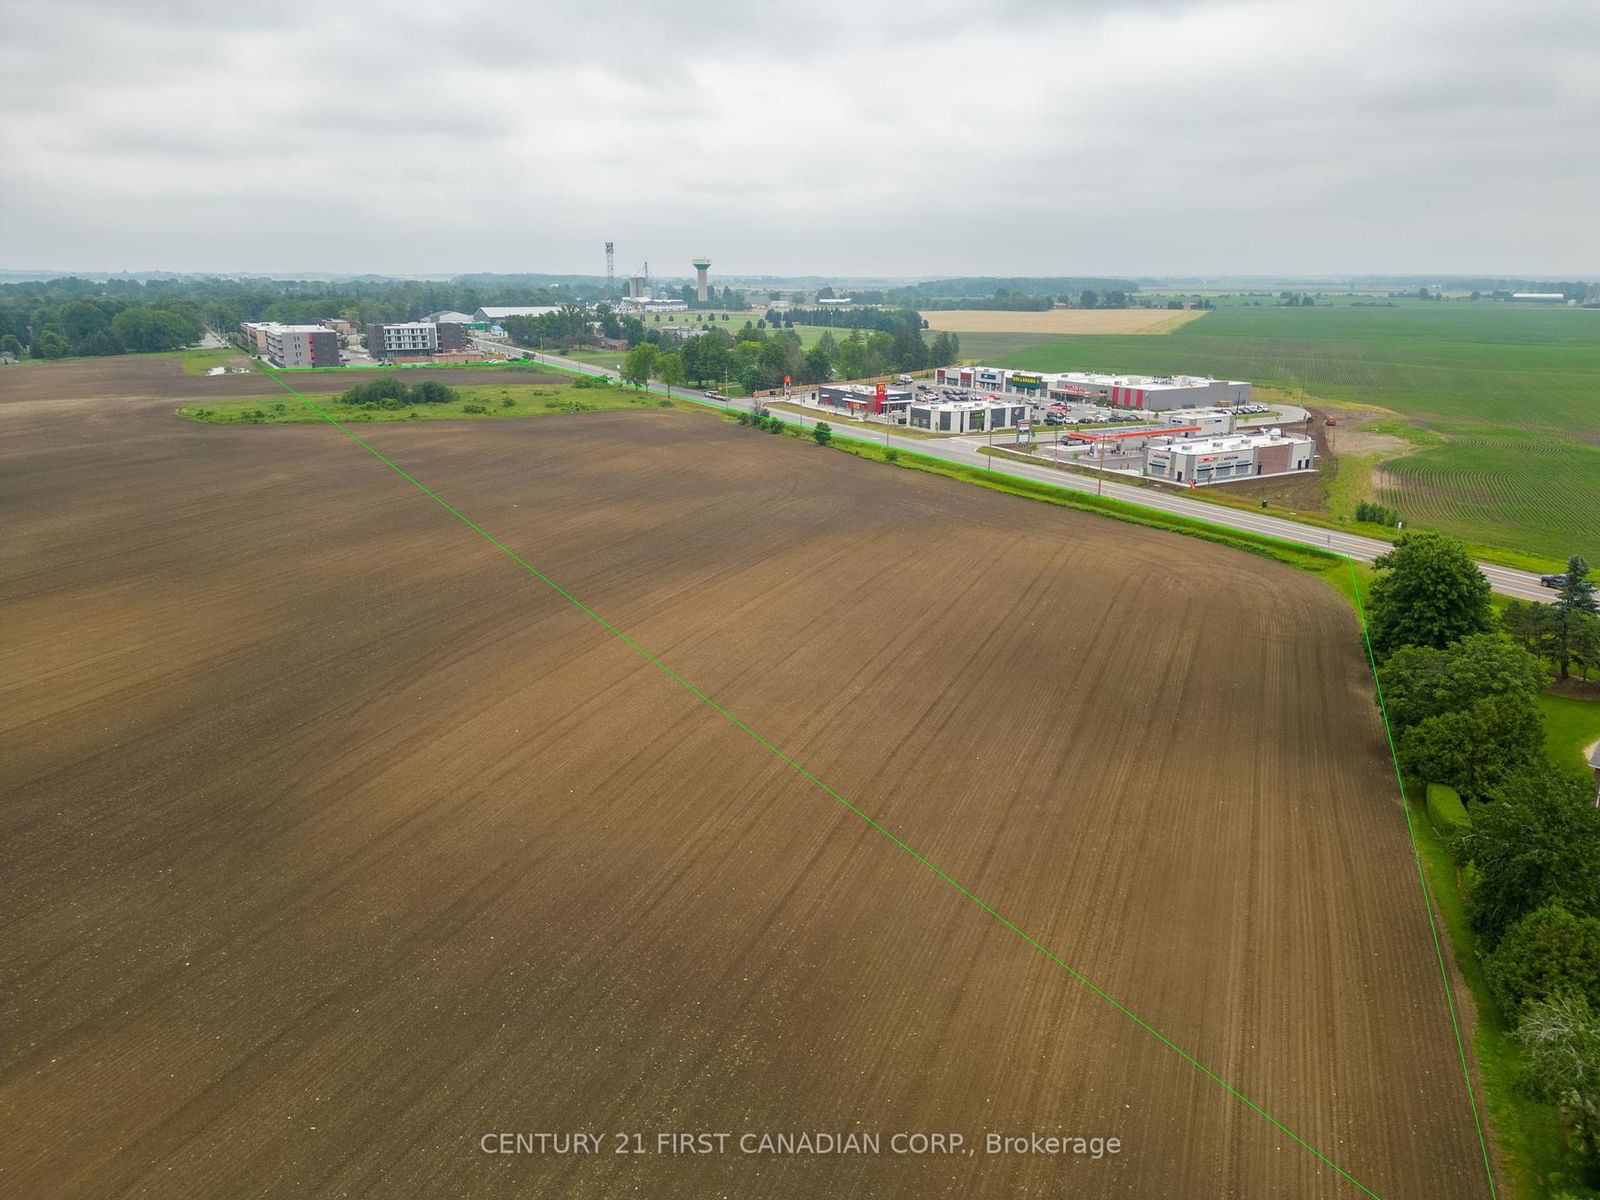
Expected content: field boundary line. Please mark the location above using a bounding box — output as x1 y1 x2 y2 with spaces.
264 366 1397 1200
1347 558 1498 1198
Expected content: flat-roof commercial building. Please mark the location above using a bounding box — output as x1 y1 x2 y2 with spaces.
931 366 1250 410
363 321 471 360
817 384 912 415
907 398 1029 434
617 297 688 313
1068 422 1205 454
239 320 280 354
931 365 1020 395
1044 372 1251 411
366 322 437 358
1144 430 1315 486
263 324 338 369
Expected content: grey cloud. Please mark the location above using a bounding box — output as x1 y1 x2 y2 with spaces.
0 0 1596 276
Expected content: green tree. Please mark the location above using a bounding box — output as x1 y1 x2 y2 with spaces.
658 351 685 396
836 331 867 380
1399 692 1545 798
1378 634 1548 732
1552 556 1600 679
803 345 832 383
0 333 21 357
110 307 190 353
1486 904 1600 1018
34 327 71 358
1501 599 1554 658
1458 766 1600 945
1079 289 1099 308
1514 994 1600 1171
78 328 125 356
812 421 832 447
1366 532 1493 658
737 362 767 396
1572 614 1600 681
59 299 114 348
410 380 454 405
622 342 659 389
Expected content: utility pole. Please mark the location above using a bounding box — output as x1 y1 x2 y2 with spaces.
1097 431 1107 496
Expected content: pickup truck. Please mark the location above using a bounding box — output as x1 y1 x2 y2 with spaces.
704 390 727 401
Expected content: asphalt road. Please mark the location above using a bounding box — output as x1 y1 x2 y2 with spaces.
477 340 1553 604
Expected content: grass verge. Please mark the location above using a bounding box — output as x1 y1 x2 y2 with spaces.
1537 691 1600 781
823 432 1352 585
169 347 256 375
1404 786 1563 1199
177 382 693 424
976 446 1564 576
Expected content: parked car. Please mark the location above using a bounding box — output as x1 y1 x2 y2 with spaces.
1541 574 1568 588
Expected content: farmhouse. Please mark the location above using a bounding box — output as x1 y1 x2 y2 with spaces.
1144 430 1315 485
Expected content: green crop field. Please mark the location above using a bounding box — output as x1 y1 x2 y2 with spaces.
993 302 1600 561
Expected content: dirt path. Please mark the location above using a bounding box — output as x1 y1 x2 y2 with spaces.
0 358 1491 1197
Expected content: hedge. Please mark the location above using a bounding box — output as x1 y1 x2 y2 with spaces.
1426 782 1471 837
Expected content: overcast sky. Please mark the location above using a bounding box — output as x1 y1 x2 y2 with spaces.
1 0 1596 279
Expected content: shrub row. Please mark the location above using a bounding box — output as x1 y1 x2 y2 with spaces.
339 378 456 408
1354 499 1404 526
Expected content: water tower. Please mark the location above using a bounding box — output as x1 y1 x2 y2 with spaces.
692 257 712 304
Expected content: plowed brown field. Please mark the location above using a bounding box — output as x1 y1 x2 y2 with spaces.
1 359 1490 1198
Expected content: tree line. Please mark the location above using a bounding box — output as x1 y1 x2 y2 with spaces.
619 315 960 395
1366 534 1600 1179
0 275 615 361
0 290 206 359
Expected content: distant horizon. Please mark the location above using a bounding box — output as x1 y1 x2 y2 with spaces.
3 267 1596 288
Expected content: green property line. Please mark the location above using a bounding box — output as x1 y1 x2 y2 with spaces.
1348 560 1499 1198
259 366 1481 1199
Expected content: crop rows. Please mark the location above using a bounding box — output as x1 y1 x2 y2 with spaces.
1000 304 1600 555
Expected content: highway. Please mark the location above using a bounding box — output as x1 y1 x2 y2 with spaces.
473 339 1553 603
